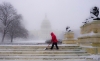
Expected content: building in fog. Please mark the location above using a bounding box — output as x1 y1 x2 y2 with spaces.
30 15 63 40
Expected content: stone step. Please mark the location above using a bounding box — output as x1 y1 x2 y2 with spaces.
0 56 89 58
0 49 83 51
0 48 82 50
0 45 81 49
0 56 94 60
0 54 90 56
0 56 93 60
0 59 96 61
0 49 84 51
0 51 87 54
0 45 92 61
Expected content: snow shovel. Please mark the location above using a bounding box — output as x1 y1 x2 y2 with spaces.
44 42 51 50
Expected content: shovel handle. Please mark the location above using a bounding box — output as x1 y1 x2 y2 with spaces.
48 42 51 47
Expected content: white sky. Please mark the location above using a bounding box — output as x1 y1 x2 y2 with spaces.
0 0 100 31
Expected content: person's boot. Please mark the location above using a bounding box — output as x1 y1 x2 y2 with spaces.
56 48 59 50
50 48 53 50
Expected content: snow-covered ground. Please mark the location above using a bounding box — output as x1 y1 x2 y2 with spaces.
13 40 45 43
80 55 100 61
0 39 100 61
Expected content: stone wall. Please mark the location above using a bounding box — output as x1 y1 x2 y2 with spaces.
78 20 100 54
62 32 77 44
81 20 100 34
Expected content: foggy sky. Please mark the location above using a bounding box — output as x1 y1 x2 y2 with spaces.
0 0 100 31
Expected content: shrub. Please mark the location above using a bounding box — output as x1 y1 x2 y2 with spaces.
45 39 62 44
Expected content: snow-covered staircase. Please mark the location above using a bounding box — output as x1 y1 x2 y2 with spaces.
0 44 96 61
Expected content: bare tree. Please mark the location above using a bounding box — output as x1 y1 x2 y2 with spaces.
7 15 23 42
7 18 28 42
0 2 19 42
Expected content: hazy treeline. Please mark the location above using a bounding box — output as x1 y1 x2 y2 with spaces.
0 2 28 43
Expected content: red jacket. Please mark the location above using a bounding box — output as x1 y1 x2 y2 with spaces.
51 32 58 43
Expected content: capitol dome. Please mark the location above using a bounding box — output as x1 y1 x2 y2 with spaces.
32 14 63 40
41 14 51 29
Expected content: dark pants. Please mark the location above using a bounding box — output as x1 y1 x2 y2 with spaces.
50 43 59 49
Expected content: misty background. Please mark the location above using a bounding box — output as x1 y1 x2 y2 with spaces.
0 0 100 31
0 0 100 43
